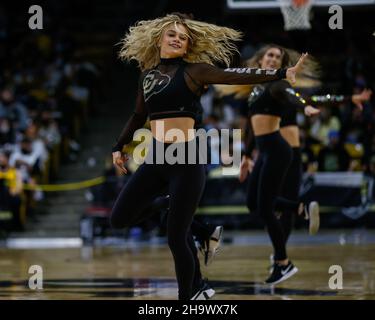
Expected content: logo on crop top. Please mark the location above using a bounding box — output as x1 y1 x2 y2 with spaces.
247 85 264 107
143 70 171 102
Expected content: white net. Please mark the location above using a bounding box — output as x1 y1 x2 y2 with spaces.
278 0 313 31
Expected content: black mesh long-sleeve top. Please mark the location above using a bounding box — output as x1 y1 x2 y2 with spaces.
112 57 287 152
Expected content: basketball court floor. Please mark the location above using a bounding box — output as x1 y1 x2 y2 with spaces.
1 230 374 300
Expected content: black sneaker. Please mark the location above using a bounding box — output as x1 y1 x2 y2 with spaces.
265 261 298 285
198 226 223 266
191 280 215 300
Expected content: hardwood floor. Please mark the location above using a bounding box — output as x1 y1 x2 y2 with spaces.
1 238 374 300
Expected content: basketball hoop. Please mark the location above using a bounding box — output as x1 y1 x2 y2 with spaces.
278 0 313 31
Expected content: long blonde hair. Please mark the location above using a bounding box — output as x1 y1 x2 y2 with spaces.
215 44 322 99
118 13 243 71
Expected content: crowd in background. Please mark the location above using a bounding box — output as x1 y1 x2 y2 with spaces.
0 4 100 231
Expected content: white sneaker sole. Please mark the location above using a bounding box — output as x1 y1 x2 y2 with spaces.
266 267 299 286
205 226 223 266
309 202 320 235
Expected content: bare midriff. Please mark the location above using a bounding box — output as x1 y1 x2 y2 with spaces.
151 117 195 143
251 114 281 136
280 125 300 147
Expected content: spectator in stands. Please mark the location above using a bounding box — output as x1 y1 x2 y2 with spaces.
44 62 64 93
299 128 317 173
0 151 24 230
310 106 341 146
0 116 16 146
210 97 236 129
0 88 29 132
9 137 44 181
0 17 100 231
37 109 61 151
317 130 350 172
24 122 49 168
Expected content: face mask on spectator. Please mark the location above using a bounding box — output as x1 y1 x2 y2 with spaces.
21 148 31 155
41 119 50 126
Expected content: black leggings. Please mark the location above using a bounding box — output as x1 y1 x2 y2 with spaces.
154 198 215 242
138 188 215 243
246 131 299 261
191 220 216 242
110 139 205 300
279 147 302 242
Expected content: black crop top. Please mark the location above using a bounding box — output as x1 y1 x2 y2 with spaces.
143 59 200 121
112 57 287 152
244 85 352 156
244 82 307 152
248 80 307 119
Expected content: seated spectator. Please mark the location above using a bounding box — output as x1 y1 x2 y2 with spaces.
0 88 29 132
0 116 16 146
310 107 341 146
299 129 317 173
9 137 44 181
67 81 89 104
24 122 49 168
0 151 24 230
37 109 61 151
317 130 351 172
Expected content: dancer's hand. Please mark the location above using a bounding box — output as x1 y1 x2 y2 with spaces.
286 53 308 85
239 155 254 183
304 105 320 117
112 151 129 174
351 89 372 111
